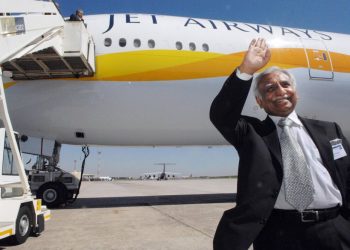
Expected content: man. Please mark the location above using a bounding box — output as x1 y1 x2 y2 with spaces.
210 38 350 250
69 9 84 22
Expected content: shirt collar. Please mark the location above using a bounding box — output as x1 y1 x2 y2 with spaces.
269 110 302 127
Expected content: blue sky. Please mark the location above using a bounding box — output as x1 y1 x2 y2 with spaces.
57 0 350 34
53 0 350 177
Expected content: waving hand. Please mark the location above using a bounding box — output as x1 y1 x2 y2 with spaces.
238 38 271 75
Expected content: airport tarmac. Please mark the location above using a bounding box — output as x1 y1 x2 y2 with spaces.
0 178 240 250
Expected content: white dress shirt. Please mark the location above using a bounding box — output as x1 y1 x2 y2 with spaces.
270 112 342 209
235 69 342 209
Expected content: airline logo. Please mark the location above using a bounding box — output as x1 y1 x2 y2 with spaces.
102 14 332 40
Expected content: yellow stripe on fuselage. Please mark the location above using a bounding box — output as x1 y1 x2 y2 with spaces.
4 82 16 89
81 48 350 82
5 48 350 85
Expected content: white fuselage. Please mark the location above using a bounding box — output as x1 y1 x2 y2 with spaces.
5 14 350 145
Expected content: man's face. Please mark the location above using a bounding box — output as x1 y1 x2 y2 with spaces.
256 71 297 117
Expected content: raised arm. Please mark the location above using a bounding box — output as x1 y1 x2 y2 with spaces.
209 38 271 145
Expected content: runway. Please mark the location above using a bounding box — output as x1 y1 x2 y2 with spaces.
0 178 239 250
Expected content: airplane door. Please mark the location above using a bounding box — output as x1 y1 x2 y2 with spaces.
301 38 334 80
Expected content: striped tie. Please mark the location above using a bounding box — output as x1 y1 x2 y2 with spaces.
278 118 314 211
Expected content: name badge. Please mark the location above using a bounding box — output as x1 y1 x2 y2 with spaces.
330 138 347 160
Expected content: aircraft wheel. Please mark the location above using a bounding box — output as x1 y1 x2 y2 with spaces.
11 206 32 244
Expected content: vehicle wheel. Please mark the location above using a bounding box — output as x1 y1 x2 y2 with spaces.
37 183 64 208
11 206 32 244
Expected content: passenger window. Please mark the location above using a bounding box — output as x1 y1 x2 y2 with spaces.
134 39 141 48
189 42 196 51
202 43 209 52
104 38 112 47
176 41 183 50
148 39 155 48
119 38 127 47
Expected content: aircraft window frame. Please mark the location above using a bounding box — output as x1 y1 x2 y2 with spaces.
189 42 196 51
148 39 155 49
104 38 112 47
202 43 209 52
134 39 141 48
119 38 127 47
175 41 183 50
2 134 18 176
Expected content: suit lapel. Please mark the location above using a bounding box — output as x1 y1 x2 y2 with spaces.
261 117 283 168
299 117 336 177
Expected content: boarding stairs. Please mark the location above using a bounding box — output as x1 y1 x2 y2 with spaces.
0 0 95 194
0 0 95 80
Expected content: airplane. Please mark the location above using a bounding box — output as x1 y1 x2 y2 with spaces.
143 163 180 180
1 7 350 161
97 176 112 181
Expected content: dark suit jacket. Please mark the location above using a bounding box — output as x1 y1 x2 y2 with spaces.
210 71 350 250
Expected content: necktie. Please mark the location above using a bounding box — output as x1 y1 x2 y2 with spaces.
278 118 314 211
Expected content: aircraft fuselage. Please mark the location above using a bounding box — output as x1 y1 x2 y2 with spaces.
5 14 350 145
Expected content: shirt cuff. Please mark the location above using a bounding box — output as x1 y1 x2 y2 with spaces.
236 68 253 81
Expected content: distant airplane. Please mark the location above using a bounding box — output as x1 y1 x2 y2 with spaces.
143 163 180 180
2 3 350 166
98 176 112 181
